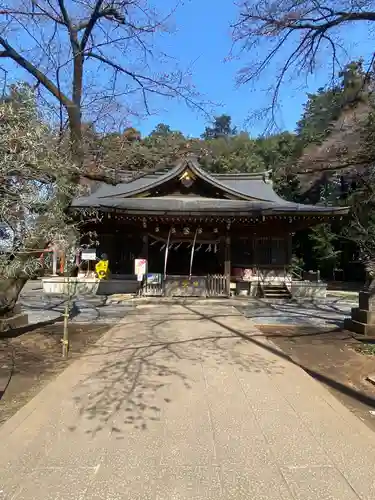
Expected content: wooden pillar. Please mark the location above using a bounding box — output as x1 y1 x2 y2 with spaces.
286 234 293 265
142 233 149 279
224 235 231 297
252 237 258 279
252 237 257 266
142 233 149 260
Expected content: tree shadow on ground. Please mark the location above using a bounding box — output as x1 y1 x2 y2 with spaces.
182 304 375 411
1 315 64 339
1 298 85 339
67 298 375 440
0 322 110 419
19 293 132 327
69 311 284 438
237 297 352 327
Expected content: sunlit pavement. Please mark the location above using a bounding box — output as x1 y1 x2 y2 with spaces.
19 280 356 328
1 302 375 499
238 297 355 327
19 281 134 325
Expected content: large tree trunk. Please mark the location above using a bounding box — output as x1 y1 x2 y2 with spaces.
0 235 51 318
0 278 27 317
68 107 83 167
69 52 84 167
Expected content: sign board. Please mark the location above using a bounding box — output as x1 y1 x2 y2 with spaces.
81 248 97 261
134 258 147 281
147 273 162 284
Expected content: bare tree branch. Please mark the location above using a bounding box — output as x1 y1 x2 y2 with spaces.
232 0 375 123
0 0 207 169
0 35 72 108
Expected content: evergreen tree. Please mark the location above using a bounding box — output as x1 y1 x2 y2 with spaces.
296 87 343 147
150 123 172 136
201 115 237 140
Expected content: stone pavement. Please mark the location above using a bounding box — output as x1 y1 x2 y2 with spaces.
19 279 357 329
239 297 355 328
19 285 135 325
1 302 375 499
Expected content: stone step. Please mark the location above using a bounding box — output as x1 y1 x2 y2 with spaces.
262 284 291 299
263 292 291 297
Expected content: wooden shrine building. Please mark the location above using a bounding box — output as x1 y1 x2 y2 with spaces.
70 155 348 297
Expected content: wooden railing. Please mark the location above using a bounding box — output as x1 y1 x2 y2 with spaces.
206 274 228 297
142 279 164 296
141 274 230 297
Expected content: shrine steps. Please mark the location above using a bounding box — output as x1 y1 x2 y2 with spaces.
259 283 292 299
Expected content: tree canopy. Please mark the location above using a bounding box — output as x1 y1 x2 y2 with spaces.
0 83 79 315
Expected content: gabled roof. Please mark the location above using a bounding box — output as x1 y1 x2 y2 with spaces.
74 155 290 203
71 154 349 217
94 156 271 200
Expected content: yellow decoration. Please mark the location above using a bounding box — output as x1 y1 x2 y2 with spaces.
95 259 110 280
179 169 196 185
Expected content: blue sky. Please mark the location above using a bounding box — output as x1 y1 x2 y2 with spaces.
2 0 374 138
134 0 374 138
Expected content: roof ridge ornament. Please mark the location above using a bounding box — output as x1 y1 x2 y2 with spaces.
179 168 196 188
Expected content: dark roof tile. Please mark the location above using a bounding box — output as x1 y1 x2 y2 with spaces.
72 155 348 216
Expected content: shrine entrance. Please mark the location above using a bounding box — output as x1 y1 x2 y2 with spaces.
148 235 223 276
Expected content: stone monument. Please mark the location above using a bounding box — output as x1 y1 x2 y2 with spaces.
344 271 375 336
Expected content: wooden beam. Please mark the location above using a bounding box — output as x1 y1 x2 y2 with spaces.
224 234 231 297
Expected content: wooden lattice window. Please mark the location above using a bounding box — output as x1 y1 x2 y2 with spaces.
271 238 286 265
255 237 286 265
231 237 254 267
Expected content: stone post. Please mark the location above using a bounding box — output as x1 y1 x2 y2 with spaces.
344 284 375 336
52 246 58 276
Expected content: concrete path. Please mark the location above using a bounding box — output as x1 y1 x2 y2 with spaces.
1 302 375 499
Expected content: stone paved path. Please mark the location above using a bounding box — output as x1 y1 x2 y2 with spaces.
19 280 358 329
1 302 375 499
20 289 135 325
239 298 354 327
